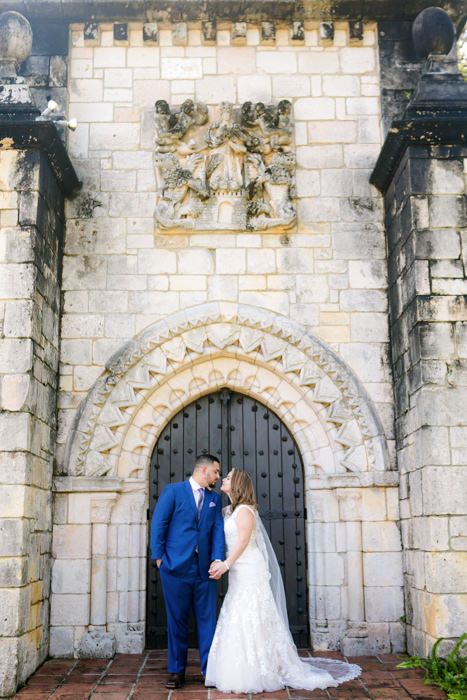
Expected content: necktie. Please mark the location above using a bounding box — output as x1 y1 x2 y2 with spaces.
197 488 204 518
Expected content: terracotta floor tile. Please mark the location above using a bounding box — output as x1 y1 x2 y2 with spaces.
209 693 249 699
251 691 289 698
171 692 209 699
132 693 170 700
90 694 129 700
288 691 329 698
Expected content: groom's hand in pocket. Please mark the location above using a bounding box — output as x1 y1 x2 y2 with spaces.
156 559 162 568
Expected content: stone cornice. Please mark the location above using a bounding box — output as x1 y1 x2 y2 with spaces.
371 73 467 194
2 0 466 23
0 117 81 196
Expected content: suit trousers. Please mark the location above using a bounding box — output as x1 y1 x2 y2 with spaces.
160 556 217 675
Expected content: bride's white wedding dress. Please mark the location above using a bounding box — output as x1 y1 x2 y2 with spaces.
205 504 361 694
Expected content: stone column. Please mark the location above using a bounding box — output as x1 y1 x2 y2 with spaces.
371 16 467 655
0 11 78 696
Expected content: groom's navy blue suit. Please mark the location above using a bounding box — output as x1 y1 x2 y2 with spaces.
150 480 225 675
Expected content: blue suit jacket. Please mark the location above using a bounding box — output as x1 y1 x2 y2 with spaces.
150 481 225 580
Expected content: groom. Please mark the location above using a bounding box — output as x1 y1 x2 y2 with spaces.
150 454 225 688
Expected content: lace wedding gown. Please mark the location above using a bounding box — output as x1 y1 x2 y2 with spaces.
205 505 361 694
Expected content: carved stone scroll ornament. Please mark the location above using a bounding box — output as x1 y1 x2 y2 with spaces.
153 99 296 231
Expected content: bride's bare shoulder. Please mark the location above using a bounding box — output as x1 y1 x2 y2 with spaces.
222 505 230 516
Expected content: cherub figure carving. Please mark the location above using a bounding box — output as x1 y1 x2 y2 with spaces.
153 99 296 231
245 150 296 230
154 152 209 228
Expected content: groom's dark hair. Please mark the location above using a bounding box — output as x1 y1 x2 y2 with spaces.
194 454 219 470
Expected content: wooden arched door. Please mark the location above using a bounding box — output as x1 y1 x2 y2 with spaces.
146 388 308 648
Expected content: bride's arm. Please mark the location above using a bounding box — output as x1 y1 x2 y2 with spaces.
209 507 255 579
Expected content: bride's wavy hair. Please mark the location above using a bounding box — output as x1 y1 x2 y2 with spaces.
230 468 257 513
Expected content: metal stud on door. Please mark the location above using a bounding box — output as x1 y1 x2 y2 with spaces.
146 389 308 648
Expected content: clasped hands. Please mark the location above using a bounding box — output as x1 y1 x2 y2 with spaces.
209 560 228 579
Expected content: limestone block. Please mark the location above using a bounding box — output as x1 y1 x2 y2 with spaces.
307 490 339 522
346 97 379 116
77 630 116 658
296 145 343 168
0 263 35 300
128 291 179 315
1 374 31 411
0 586 31 636
0 413 30 452
3 299 35 339
50 593 90 625
208 275 239 301
362 522 401 552
257 51 297 74
215 249 245 275
416 229 461 259
60 339 92 365
272 76 309 98
322 75 361 97
94 47 126 68
411 516 449 551
340 290 387 312
61 314 104 339
52 559 90 594
341 342 390 382
333 223 385 260
339 47 375 73
49 626 74 657
363 553 403 587
137 249 176 274
427 159 465 194
413 426 450 466
0 638 19 697
425 552 467 593
419 591 467 639
236 75 272 103
361 488 387 521
62 255 107 291
367 623 391 654
350 313 388 343
294 97 335 120
238 291 289 316
348 260 386 289
53 525 91 559
388 621 406 653
0 556 28 587
195 76 236 104
298 52 339 74
217 47 255 74
422 467 466 516
89 124 139 150
161 57 202 79
295 170 320 197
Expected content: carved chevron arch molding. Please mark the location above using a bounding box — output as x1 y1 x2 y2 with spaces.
64 302 389 478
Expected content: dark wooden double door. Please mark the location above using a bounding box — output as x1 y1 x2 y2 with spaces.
146 388 309 648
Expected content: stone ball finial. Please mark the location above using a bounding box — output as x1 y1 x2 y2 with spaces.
0 11 33 69
412 7 455 60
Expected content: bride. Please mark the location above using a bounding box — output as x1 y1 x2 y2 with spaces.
205 469 361 694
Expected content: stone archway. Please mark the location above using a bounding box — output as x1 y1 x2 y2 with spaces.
64 302 389 480
51 304 401 659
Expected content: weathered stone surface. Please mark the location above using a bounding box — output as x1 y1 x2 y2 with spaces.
77 630 116 658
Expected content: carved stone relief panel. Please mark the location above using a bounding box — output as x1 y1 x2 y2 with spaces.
153 99 296 232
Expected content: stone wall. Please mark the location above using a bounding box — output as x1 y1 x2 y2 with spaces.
0 148 65 696
384 144 467 655
57 19 394 471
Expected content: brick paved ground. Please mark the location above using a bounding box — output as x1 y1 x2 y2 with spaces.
14 651 446 699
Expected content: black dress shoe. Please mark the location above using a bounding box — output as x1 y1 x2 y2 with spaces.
166 671 185 689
